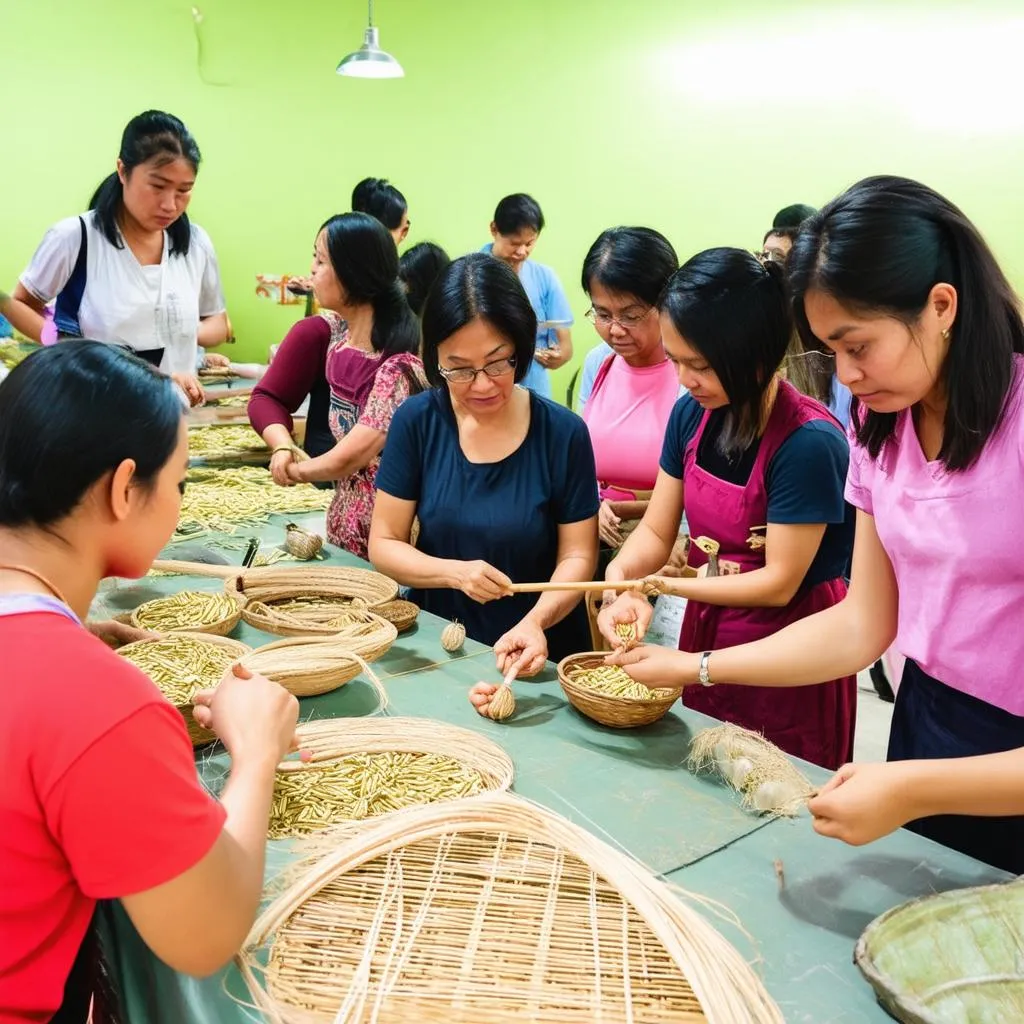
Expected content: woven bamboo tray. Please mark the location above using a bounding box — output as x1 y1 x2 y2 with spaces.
557 652 682 728
373 598 420 633
266 717 514 840
241 636 385 698
227 565 398 612
130 590 245 636
854 879 1024 1023
239 792 783 1024
119 632 251 747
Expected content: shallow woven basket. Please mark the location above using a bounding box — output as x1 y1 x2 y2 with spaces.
239 792 783 1024
119 632 251 748
373 598 420 633
130 590 244 637
557 652 682 729
242 600 398 654
241 636 378 698
854 879 1024 1023
267 717 514 840
227 565 397 612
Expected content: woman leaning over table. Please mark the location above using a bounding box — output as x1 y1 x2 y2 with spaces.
369 252 599 676
248 212 425 558
611 176 1024 874
599 247 856 770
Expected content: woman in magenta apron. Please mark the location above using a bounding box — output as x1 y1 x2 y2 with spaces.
600 248 856 769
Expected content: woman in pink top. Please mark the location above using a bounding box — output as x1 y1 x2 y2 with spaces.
579 227 679 552
613 176 1024 873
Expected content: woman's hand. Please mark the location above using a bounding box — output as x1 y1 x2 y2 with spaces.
285 459 307 484
269 448 296 487
807 762 922 846
468 681 500 718
172 372 205 407
597 590 653 648
453 560 513 603
598 500 624 548
494 618 547 677
605 644 694 689
203 353 231 369
85 619 160 646
192 663 300 765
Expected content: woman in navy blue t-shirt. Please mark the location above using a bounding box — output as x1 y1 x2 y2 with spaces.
369 253 599 675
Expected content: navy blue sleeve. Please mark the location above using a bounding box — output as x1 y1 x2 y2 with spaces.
552 412 600 524
766 420 849 524
374 393 425 501
658 394 704 479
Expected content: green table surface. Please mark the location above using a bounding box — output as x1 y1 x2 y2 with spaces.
93 515 1008 1024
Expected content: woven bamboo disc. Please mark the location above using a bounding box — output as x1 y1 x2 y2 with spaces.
854 880 1024 1024
557 653 682 729
130 590 244 636
227 565 398 613
373 598 420 633
266 717 514 841
119 632 251 748
241 637 389 700
239 792 783 1024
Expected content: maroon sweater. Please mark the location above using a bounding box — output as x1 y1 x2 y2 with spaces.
248 316 333 459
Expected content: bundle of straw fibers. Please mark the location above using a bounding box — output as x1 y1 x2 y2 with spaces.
239 792 783 1024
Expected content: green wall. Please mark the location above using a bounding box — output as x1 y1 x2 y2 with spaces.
3 0 1024 400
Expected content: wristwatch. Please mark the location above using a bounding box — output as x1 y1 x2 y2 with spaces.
698 651 713 687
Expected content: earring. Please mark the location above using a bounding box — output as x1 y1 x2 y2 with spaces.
941 327 951 342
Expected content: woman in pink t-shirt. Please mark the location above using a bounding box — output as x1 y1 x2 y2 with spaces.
612 176 1024 873
579 227 679 554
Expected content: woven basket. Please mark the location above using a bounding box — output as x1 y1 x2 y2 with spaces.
854 880 1024 1023
242 600 398 655
241 636 373 697
119 632 251 748
557 652 682 729
227 565 398 611
240 792 783 1024
266 717 515 840
130 590 244 637
373 598 420 633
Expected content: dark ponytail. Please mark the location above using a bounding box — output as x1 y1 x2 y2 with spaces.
320 212 420 359
351 177 408 232
659 248 792 454
90 110 201 258
789 175 1024 471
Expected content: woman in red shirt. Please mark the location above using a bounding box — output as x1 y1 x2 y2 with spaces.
0 342 299 1024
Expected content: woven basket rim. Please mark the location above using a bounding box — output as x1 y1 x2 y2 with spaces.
225 565 398 605
129 590 245 635
557 652 682 703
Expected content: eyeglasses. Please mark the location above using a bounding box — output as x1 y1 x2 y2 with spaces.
437 356 517 384
585 306 653 331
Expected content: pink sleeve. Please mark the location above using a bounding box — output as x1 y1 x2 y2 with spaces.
844 434 874 515
47 703 226 899
359 357 420 433
248 317 332 436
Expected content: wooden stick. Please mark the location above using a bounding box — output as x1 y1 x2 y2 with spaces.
507 579 645 595
150 559 239 579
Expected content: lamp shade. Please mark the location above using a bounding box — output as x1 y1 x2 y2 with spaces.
337 26 403 78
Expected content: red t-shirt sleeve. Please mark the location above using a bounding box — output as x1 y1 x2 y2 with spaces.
248 316 332 436
45 702 226 899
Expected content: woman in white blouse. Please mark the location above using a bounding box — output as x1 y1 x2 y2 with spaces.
5 110 227 406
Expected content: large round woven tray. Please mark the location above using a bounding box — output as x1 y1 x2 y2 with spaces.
557 652 682 729
266 717 514 840
854 879 1024 1023
130 590 244 637
227 565 398 614
240 793 783 1024
119 632 251 747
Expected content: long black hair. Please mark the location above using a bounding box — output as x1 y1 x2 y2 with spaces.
0 342 182 528
399 242 450 317
660 248 791 454
420 253 537 388
789 175 1024 471
581 226 677 305
90 110 201 257
351 178 408 233
320 212 420 358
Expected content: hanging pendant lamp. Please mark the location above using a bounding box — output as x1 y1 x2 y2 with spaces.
336 0 404 79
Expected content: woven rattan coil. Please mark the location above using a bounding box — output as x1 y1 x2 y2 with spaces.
557 652 682 728
130 590 244 636
228 565 397 613
240 792 783 1024
266 718 514 841
242 600 398 653
119 632 251 747
241 637 389 700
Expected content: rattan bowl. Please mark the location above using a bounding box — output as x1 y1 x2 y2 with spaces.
373 598 420 633
241 599 398 655
241 635 369 697
119 632 251 747
557 652 682 729
130 590 244 637
226 565 398 609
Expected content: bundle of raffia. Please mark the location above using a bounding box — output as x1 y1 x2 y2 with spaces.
239 791 783 1024
265 717 514 841
557 652 682 729
119 632 251 747
240 638 390 701
130 589 245 636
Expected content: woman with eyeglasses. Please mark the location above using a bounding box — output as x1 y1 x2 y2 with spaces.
369 253 599 676
578 228 680 553
599 248 856 770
